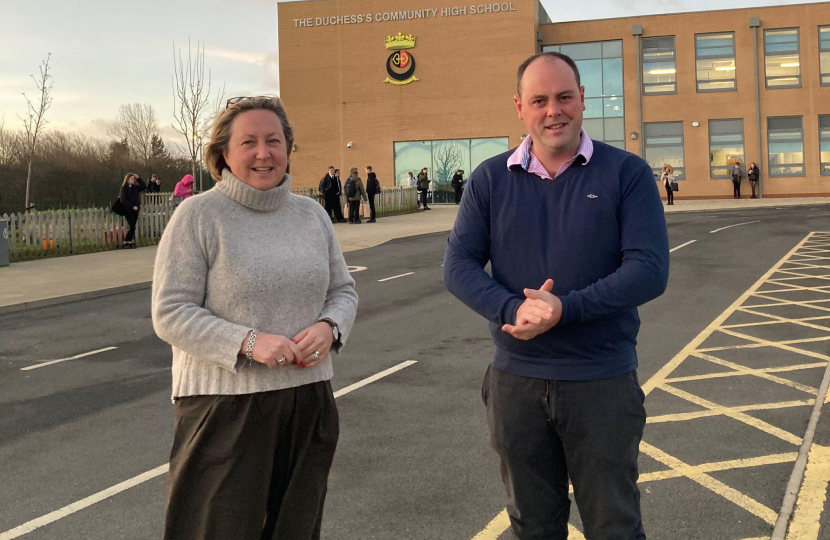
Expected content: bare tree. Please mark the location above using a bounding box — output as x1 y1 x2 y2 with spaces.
19 53 53 211
171 38 224 188
434 143 463 185
108 104 159 166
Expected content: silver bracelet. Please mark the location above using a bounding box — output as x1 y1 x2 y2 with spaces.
245 330 258 365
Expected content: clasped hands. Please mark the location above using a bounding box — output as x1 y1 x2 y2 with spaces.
501 279 562 340
246 322 334 370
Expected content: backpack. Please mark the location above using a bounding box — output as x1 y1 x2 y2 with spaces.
345 179 357 198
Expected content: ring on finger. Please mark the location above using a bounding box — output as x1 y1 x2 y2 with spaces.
277 357 287 366
313 350 321 360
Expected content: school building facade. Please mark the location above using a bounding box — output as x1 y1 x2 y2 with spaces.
277 0 830 198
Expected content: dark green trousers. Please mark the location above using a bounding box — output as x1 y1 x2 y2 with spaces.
163 382 339 540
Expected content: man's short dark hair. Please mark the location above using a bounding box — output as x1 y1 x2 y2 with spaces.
516 52 581 97
328 165 335 169
366 166 373 171
334 168 340 173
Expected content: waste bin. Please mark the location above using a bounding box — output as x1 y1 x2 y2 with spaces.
0 219 8 267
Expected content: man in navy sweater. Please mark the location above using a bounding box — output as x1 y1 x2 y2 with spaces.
443 52 669 539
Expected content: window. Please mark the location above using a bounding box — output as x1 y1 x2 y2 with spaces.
543 40 625 149
767 117 804 176
644 122 685 179
709 119 745 178
642 36 676 94
393 137 509 186
820 27 830 86
764 29 801 88
820 116 830 175
696 33 736 91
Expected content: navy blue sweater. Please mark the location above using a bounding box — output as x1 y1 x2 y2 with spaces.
443 141 669 380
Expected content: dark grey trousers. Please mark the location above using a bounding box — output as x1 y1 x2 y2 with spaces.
483 366 647 540
163 382 339 540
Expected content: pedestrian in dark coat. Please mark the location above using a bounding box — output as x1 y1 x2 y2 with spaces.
417 167 431 210
747 162 760 199
451 170 464 204
147 174 162 193
345 168 368 224
119 173 146 248
320 166 346 222
365 166 381 223
731 162 743 199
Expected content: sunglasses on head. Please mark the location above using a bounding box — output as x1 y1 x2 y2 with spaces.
225 95 278 110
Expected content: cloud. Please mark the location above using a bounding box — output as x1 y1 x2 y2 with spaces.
262 52 281 94
204 47 264 65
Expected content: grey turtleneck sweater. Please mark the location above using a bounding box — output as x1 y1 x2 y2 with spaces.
152 169 358 400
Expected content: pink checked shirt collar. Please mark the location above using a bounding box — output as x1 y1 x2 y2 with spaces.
507 130 594 180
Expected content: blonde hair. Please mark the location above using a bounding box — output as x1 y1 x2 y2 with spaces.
204 97 294 182
350 167 358 175
122 173 134 187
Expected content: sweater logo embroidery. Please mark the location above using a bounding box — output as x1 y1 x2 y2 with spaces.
587 194 599 199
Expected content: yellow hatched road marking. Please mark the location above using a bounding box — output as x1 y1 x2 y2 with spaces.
639 441 779 524
648 400 815 424
785 444 830 539
658 384 803 445
470 510 509 540
696 338 830 360
727 310 830 331
743 297 830 310
689 351 819 395
713 329 830 362
470 233 830 540
639 452 799 483
642 234 817 397
664 363 826 385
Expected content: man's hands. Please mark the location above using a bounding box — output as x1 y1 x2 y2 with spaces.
501 279 563 340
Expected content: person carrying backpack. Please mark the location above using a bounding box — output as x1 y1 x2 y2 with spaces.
346 167 367 224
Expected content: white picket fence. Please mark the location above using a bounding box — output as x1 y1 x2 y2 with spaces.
1 186 420 263
2 202 175 262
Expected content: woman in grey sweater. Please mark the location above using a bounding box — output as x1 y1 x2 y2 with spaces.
152 96 358 540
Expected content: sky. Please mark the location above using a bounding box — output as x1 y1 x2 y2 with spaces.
0 0 826 152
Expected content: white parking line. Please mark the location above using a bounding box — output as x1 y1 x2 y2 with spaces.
710 221 761 234
334 360 417 398
670 240 697 253
20 347 118 371
0 360 418 540
347 266 367 273
378 272 415 282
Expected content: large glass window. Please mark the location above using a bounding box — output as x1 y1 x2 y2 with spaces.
820 27 830 86
764 28 801 88
709 119 744 178
642 36 677 95
644 122 685 179
543 40 625 149
393 137 509 186
820 116 830 175
767 116 805 176
696 33 736 92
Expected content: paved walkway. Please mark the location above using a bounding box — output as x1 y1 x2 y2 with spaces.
1 198 828 314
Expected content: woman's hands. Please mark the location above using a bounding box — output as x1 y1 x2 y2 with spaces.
291 322 335 369
247 332 304 369
240 323 334 370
